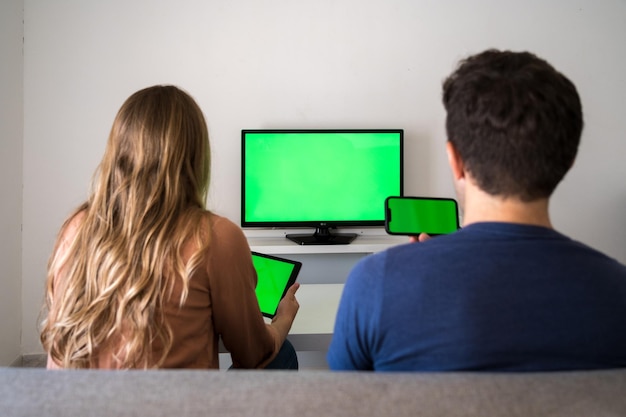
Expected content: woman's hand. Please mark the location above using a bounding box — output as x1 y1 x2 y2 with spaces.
275 283 300 321
270 283 300 341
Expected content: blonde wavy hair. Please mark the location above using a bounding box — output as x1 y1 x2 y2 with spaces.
40 85 211 368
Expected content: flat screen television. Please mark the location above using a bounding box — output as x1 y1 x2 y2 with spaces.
241 129 404 245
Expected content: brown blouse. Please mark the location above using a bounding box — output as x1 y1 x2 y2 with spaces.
47 212 280 369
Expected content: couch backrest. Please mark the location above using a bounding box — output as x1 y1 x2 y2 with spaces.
2 368 625 417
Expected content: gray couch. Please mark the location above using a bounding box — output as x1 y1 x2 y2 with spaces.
2 368 626 417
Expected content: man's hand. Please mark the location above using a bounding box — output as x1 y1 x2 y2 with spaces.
409 233 431 243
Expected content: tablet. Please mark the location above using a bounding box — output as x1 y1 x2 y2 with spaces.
252 251 302 318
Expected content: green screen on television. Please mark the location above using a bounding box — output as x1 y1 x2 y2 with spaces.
242 130 403 227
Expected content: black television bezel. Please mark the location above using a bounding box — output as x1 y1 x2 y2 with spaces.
240 129 404 242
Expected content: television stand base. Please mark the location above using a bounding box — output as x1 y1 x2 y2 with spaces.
286 233 357 245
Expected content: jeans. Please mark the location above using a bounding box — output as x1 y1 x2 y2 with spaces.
263 339 298 370
229 339 299 370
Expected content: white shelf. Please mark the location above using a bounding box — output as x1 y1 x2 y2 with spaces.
247 234 407 254
223 284 344 353
242 230 407 354
288 283 343 335
268 283 344 352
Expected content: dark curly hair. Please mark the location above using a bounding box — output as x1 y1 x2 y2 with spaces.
442 49 583 201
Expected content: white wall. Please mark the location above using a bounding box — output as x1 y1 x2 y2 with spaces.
0 0 24 365
21 0 626 354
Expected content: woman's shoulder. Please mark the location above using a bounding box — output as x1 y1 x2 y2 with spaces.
205 211 235 228
201 212 252 259
57 206 88 245
204 212 249 244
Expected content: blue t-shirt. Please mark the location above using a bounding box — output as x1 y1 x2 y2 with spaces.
327 222 626 372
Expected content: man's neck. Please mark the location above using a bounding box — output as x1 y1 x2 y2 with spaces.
461 184 553 228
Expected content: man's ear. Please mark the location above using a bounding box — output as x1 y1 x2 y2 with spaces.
446 141 465 180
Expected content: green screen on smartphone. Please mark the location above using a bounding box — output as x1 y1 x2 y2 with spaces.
385 197 459 235
252 252 301 318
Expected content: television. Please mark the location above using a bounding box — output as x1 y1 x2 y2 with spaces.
241 129 404 245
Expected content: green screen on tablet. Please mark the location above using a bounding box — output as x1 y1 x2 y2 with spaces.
252 252 302 318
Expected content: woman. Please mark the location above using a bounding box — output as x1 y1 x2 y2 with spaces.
40 85 299 369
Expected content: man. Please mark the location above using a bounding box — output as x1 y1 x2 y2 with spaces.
327 49 626 372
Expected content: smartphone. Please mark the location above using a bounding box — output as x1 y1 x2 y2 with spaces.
385 196 459 236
